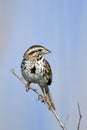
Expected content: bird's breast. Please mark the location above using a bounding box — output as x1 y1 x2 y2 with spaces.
21 59 47 86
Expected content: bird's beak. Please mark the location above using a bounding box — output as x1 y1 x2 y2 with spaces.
44 49 51 54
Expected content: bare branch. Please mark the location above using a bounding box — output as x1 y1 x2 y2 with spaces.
66 114 70 121
77 102 82 130
10 69 66 130
10 69 43 98
50 107 66 130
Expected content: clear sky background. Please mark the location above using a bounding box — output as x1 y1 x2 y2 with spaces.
0 0 87 130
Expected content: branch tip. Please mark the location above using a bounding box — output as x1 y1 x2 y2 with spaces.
77 102 82 130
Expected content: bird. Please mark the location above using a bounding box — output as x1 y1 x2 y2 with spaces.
21 45 55 110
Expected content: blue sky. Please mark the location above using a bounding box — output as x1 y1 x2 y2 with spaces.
0 0 87 130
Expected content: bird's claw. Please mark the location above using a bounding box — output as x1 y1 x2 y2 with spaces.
41 95 47 103
25 82 30 92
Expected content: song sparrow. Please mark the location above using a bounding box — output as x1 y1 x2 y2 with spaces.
21 45 55 110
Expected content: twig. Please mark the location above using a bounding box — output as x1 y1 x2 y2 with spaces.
10 69 43 98
77 102 82 130
66 114 70 121
50 107 66 130
10 69 66 130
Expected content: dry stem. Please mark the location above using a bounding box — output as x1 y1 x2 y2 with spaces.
10 69 66 130
77 102 82 130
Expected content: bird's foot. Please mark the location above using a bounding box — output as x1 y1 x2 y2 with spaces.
42 95 47 103
25 82 30 92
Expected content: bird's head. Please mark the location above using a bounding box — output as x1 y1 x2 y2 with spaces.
23 45 51 60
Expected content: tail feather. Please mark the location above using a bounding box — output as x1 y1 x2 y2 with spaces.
41 86 56 110
46 90 56 110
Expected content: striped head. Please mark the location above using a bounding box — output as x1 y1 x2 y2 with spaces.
23 45 51 60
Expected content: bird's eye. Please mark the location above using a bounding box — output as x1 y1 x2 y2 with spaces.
38 49 42 52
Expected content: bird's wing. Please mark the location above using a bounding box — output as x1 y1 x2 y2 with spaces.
43 59 52 85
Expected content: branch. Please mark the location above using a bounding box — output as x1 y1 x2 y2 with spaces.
10 69 43 98
10 69 66 130
50 107 66 130
77 102 82 130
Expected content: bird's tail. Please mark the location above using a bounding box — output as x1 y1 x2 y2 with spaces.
42 86 56 110
46 89 56 110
